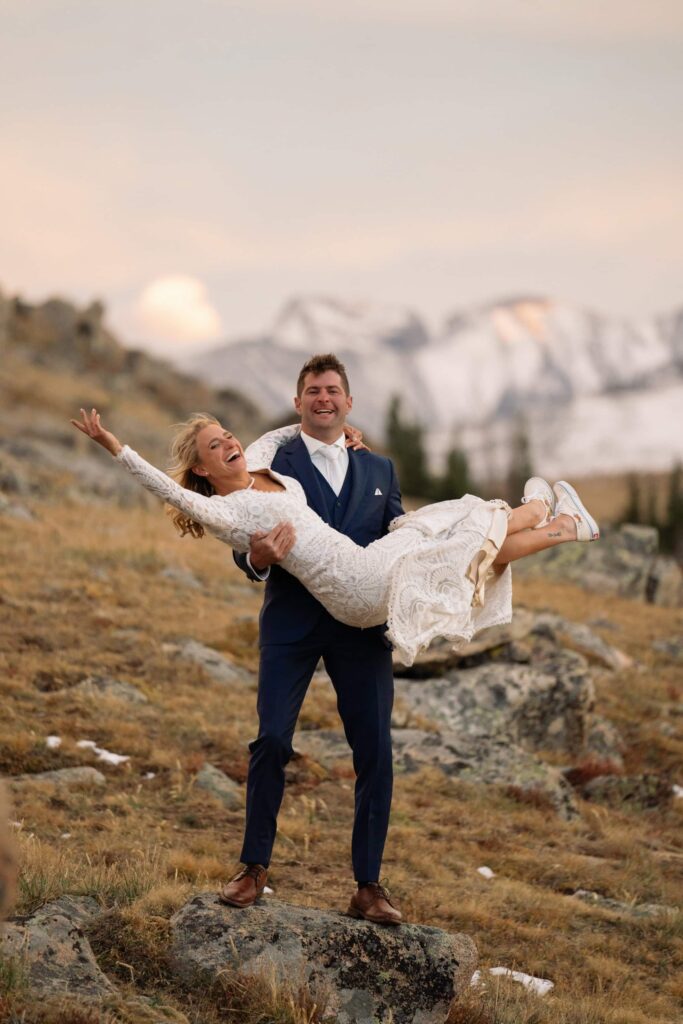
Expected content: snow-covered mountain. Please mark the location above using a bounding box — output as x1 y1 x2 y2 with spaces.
182 295 683 480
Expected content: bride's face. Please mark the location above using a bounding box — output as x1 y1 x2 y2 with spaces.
193 424 246 484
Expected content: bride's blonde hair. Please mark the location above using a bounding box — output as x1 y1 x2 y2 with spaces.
166 413 222 539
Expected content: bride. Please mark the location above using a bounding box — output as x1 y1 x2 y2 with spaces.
72 408 599 665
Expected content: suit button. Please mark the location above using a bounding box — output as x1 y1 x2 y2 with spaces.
336 501 341 507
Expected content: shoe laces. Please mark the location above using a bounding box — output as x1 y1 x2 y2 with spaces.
364 881 394 904
233 863 264 883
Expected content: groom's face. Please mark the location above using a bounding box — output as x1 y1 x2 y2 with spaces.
294 370 353 440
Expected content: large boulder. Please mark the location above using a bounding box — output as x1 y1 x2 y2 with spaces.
295 727 577 819
0 898 113 998
395 652 594 758
170 893 477 1024
516 523 682 606
393 608 536 676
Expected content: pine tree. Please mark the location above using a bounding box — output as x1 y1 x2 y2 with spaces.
385 395 431 498
505 418 533 506
623 474 641 525
662 462 683 559
430 446 473 501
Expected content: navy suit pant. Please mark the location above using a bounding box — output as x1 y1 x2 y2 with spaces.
240 617 394 882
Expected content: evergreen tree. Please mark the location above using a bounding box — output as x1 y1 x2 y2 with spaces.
623 474 641 525
505 418 533 506
430 445 473 501
662 462 683 559
385 395 431 498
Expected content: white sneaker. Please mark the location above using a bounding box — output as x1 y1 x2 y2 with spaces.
522 477 556 529
553 480 600 542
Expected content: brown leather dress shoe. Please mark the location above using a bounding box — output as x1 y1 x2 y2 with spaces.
347 882 402 925
218 864 267 908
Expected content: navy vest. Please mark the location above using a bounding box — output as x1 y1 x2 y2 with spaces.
313 459 354 528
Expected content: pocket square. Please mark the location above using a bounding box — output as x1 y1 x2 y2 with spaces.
374 487 383 496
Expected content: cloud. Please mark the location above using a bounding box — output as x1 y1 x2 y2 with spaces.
134 275 223 350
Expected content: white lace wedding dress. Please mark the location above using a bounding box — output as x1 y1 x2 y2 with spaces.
115 427 513 665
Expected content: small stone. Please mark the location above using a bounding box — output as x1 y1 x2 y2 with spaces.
9 766 106 790
175 639 252 686
71 674 148 704
194 763 242 810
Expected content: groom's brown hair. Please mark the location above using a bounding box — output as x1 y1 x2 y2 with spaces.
296 353 350 396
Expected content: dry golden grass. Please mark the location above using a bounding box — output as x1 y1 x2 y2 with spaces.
1 494 682 1024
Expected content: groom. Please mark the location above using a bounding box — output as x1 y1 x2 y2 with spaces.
220 353 404 924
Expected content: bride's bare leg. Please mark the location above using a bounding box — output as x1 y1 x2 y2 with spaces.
494 513 575 565
506 498 546 535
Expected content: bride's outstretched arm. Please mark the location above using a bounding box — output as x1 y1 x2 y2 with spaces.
71 408 240 539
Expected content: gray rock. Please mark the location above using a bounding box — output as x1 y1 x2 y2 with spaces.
170 639 252 686
393 608 536 675
9 767 107 790
70 674 149 704
652 636 683 662
294 729 577 820
516 523 681 605
395 653 594 758
531 613 632 671
194 763 242 810
170 893 477 1024
35 894 102 927
160 565 203 590
647 556 683 608
0 907 114 998
581 773 672 809
580 714 625 769
571 889 677 920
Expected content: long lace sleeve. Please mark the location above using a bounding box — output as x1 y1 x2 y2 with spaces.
115 445 240 540
245 424 300 470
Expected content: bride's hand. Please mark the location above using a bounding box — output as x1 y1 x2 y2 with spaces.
70 408 123 456
343 424 370 451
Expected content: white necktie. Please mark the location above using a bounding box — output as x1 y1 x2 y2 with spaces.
314 444 345 495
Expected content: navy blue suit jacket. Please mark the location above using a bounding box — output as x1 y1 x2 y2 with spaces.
233 436 404 646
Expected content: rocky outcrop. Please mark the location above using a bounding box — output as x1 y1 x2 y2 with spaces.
0 897 113 998
170 893 477 1024
298 615 628 818
8 766 107 791
393 609 537 675
516 523 682 606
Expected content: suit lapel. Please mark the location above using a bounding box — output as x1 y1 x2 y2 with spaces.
340 449 369 532
277 437 330 522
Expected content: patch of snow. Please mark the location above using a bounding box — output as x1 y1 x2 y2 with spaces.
477 866 495 879
488 967 554 997
76 739 130 766
673 784 683 799
60 833 71 840
45 736 62 749
143 771 156 779
263 886 274 895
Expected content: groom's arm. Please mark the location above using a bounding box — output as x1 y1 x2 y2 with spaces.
382 459 405 532
232 522 297 583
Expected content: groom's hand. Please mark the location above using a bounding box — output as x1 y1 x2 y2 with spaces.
248 522 296 570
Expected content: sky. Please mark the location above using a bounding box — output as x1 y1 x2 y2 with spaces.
1 0 682 355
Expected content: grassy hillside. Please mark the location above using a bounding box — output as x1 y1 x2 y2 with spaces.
0 292 682 1023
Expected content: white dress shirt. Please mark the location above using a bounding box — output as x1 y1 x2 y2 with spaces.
300 430 349 496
